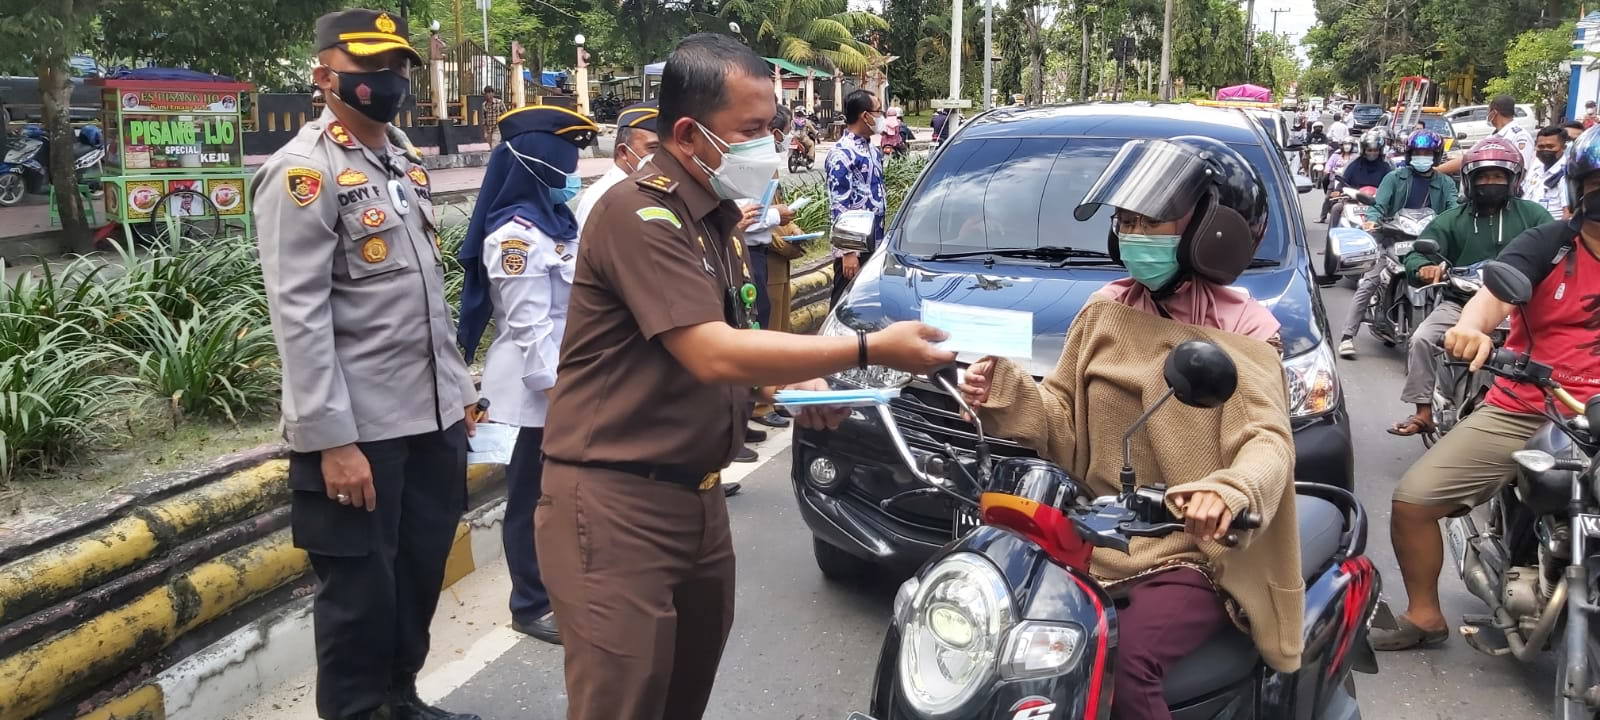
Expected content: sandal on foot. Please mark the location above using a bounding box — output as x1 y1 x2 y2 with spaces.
1369 614 1449 650
1387 416 1436 437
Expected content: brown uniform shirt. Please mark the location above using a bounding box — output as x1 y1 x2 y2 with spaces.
543 150 751 472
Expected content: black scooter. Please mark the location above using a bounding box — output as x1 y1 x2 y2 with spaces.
850 342 1379 720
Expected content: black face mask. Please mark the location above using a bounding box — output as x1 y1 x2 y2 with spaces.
328 68 409 124
1471 183 1510 211
1537 150 1561 167
1582 191 1600 223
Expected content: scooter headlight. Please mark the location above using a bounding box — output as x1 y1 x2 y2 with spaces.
898 553 1012 717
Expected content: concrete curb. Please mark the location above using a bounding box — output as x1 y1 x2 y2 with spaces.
0 460 507 720
82 493 511 720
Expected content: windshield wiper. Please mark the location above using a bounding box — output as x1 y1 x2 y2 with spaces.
922 246 1115 263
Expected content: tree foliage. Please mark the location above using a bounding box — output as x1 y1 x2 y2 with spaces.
1305 0 1580 105
1484 22 1577 122
722 0 887 74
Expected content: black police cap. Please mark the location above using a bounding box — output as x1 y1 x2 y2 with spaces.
497 105 599 148
315 9 423 66
616 102 660 135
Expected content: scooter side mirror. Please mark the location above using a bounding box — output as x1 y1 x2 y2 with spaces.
1413 238 1440 256
1163 340 1238 409
1483 260 1533 306
1354 191 1376 205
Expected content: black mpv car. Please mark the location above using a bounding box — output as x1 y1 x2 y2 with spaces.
792 103 1355 579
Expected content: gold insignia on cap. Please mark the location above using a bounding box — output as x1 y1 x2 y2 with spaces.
361 236 389 263
336 168 369 186
375 13 397 34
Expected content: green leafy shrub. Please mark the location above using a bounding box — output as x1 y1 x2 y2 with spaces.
116 302 281 425
0 258 116 358
0 324 127 480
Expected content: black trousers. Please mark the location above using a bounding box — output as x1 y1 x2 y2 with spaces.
747 244 772 328
288 423 468 720
502 426 550 624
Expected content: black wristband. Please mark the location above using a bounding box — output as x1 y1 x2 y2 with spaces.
857 329 869 369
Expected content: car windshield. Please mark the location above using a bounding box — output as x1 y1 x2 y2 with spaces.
894 136 1288 263
1419 116 1452 135
1353 105 1383 120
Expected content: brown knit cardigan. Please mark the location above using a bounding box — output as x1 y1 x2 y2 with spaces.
976 298 1304 672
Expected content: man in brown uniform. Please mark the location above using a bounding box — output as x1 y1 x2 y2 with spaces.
536 33 954 720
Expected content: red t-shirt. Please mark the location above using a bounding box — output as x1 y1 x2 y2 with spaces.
1486 221 1600 415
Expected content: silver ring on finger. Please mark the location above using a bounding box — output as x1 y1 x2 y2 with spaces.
336 493 351 504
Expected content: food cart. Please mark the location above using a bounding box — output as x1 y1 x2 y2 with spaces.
90 76 253 242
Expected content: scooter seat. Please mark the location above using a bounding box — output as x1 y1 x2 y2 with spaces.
1163 626 1257 705
1297 495 1344 582
1161 495 1346 705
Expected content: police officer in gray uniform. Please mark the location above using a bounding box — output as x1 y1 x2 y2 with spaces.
251 9 481 720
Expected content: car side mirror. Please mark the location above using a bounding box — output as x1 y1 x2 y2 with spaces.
1163 340 1238 409
1328 227 1379 275
829 209 875 253
1456 132 1468 141
1295 175 1314 194
1413 238 1440 256
1483 260 1533 305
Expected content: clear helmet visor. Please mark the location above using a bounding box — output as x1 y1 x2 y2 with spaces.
1073 139 1211 223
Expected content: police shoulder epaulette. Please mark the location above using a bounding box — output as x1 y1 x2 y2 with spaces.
636 174 678 194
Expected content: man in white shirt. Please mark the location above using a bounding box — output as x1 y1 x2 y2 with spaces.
1438 95 1536 185
574 102 660 228
1525 125 1569 217
1328 113 1350 144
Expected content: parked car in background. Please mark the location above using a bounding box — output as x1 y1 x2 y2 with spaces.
792 103 1352 579
0 76 101 123
1418 113 1465 151
1350 103 1385 130
1445 103 1538 147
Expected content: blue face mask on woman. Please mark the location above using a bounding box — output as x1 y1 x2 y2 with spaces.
1119 233 1183 290
509 146 581 204
1409 156 1434 174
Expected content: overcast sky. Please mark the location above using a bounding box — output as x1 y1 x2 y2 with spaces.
1251 2 1318 61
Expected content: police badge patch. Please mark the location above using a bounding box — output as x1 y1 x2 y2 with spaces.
501 247 529 275
287 168 323 207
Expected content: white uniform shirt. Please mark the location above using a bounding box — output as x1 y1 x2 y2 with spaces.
478 217 577 428
1526 155 1568 216
1493 123 1540 198
574 164 629 230
1328 121 1350 144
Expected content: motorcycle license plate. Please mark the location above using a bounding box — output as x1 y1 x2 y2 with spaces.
954 506 981 538
1445 517 1470 576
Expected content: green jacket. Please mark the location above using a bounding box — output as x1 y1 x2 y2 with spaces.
1405 197 1552 293
1364 166 1459 224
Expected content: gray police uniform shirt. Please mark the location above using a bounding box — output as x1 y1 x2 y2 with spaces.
478 217 575 429
252 109 476 453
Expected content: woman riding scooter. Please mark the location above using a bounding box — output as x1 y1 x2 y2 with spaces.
959 136 1302 720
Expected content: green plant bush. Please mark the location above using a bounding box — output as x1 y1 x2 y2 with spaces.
117 302 281 426
0 323 127 479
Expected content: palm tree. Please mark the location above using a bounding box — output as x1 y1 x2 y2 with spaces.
722 0 889 75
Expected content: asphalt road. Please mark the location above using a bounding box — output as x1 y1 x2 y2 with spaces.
238 190 1562 720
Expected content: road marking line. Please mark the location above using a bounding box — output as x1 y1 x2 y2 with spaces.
417 625 525 703
722 428 792 485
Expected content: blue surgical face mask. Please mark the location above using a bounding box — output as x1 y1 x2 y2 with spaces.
1410 155 1435 173
509 146 581 204
1118 233 1182 290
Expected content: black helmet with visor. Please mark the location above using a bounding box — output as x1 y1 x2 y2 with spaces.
1075 135 1268 288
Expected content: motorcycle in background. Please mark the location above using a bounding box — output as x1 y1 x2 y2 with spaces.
1353 188 1437 348
0 124 104 207
1408 238 1511 447
1309 142 1331 186
846 343 1379 720
1446 261 1600 720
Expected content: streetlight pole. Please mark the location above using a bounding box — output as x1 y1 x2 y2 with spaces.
479 0 491 94
1159 0 1174 100
1269 7 1288 36
574 34 590 117
946 0 963 135
1243 0 1255 71
983 0 993 110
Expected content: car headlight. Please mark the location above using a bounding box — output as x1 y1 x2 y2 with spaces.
819 311 911 389
898 553 1012 717
1285 341 1341 417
